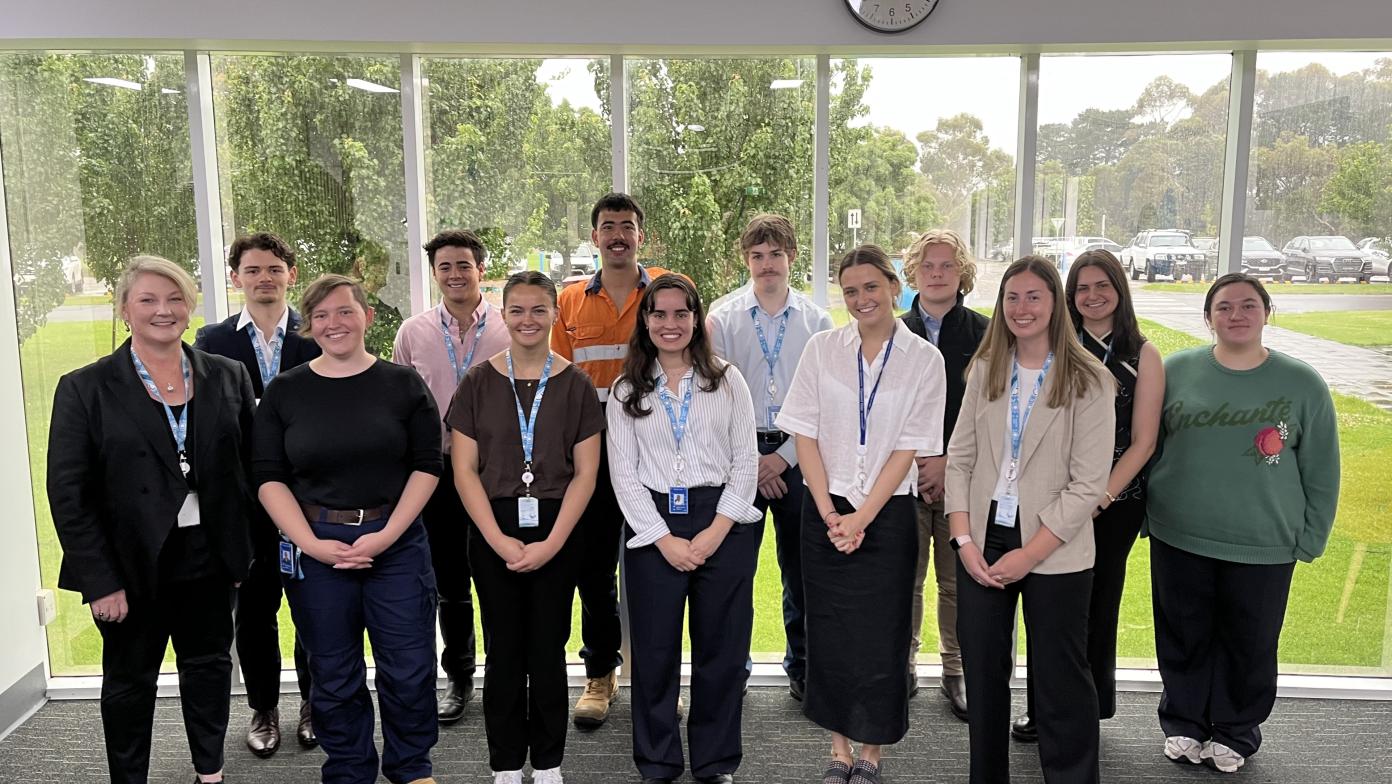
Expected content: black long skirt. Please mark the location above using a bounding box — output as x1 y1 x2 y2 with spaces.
800 491 918 744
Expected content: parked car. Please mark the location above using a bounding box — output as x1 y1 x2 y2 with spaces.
1120 230 1208 282
1191 237 1220 280
1048 236 1123 273
1239 236 1289 281
1282 236 1374 283
1357 237 1391 278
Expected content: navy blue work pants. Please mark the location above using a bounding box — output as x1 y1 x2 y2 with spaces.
752 435 807 683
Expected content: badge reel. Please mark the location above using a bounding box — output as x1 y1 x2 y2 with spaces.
518 466 540 528
994 460 1020 528
766 377 781 430
669 454 689 515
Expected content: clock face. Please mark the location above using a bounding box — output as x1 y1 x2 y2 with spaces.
844 0 940 33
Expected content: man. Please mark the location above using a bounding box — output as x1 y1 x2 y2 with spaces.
392 229 510 724
551 192 675 729
706 213 833 701
898 228 988 721
194 232 322 756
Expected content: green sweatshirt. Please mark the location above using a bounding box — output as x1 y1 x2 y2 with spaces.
1146 347 1339 564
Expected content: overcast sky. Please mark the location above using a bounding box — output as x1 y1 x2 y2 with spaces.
536 51 1387 158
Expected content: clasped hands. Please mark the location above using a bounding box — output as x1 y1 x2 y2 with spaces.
490 535 562 573
656 521 731 572
824 511 867 554
305 530 394 570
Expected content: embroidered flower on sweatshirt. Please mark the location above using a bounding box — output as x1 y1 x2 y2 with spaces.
1245 421 1289 465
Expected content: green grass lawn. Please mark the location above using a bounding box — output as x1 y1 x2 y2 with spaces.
1271 310 1392 347
1143 281 1392 295
20 312 1392 675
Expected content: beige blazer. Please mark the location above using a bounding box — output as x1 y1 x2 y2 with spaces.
944 359 1115 575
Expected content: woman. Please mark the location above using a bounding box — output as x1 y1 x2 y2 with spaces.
47 255 256 784
1013 249 1163 740
777 245 946 784
1147 273 1338 774
607 273 762 784
253 274 443 784
944 256 1114 784
445 271 605 784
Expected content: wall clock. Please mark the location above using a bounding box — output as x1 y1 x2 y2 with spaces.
844 0 940 33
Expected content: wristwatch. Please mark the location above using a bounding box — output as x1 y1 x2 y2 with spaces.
949 534 973 551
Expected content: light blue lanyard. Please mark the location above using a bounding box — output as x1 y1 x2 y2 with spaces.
130 347 192 474
247 324 284 387
658 373 694 472
1008 352 1054 478
750 307 789 398
506 349 554 491
442 305 488 383
856 333 895 452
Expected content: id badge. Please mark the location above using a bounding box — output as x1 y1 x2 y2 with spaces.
993 494 1019 528
518 496 540 528
668 486 689 515
278 539 304 580
766 404 781 430
177 492 201 528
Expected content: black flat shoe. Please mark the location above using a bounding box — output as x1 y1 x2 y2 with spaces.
696 775 734 784
789 678 805 702
940 674 968 721
1011 713 1037 742
848 759 882 784
296 700 318 748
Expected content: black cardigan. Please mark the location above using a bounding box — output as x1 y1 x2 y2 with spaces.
900 295 989 443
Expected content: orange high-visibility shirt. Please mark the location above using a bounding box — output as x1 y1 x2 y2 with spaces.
551 265 675 402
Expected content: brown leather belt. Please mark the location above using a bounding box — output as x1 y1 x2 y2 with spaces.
301 503 393 526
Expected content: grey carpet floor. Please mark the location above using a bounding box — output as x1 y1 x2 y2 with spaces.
2 688 1388 783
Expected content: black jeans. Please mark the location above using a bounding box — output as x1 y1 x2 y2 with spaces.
1151 537 1295 758
236 518 311 711
98 576 235 784
958 507 1099 784
422 452 478 682
752 435 807 682
470 498 580 772
575 434 623 677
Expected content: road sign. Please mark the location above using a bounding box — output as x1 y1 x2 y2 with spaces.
848 209 862 229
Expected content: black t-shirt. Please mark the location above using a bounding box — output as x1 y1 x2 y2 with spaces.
155 398 216 583
252 360 443 508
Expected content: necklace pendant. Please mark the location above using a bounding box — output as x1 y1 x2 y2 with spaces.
165 383 175 392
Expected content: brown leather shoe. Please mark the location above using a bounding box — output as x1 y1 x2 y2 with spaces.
245 709 280 758
296 700 318 748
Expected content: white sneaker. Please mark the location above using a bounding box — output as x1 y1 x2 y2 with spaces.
1201 741 1247 773
1164 735 1204 764
493 771 523 784
532 768 564 784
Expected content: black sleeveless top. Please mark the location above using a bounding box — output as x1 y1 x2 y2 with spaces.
1080 330 1144 501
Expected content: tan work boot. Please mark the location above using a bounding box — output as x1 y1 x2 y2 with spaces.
405 778 437 784
572 670 618 729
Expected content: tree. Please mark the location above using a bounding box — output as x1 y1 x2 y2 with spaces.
1248 132 1339 242
1321 139 1392 240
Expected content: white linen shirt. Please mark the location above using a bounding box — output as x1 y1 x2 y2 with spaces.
236 306 290 359
707 286 835 468
776 319 947 508
607 360 763 548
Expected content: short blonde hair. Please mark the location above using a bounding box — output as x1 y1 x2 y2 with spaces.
114 255 199 310
902 229 978 296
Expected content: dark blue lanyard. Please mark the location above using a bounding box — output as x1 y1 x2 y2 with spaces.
506 349 554 489
130 347 192 474
442 305 488 383
1009 352 1054 468
247 323 284 387
658 372 694 470
751 307 790 395
857 332 896 452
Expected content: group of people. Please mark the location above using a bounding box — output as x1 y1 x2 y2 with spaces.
47 191 1340 784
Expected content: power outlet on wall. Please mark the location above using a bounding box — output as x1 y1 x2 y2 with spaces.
36 589 56 626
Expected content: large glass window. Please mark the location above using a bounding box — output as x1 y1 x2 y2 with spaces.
1 52 197 674
626 58 815 303
422 57 612 283
1036 54 1232 280
213 54 409 357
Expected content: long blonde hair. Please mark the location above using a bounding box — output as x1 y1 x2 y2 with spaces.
972 256 1105 408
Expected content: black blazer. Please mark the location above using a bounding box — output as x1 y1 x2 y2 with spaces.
47 340 258 603
194 309 321 398
901 295 989 442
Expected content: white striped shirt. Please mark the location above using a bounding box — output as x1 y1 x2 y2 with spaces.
607 360 762 548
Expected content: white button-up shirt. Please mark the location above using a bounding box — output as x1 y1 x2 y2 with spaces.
777 319 947 508
607 361 762 548
707 286 835 468
237 306 290 358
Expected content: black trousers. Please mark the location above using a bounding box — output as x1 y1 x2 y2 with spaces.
97 576 235 784
626 487 761 780
236 518 311 711
1025 496 1144 721
575 433 623 677
470 498 579 772
958 511 1099 784
752 435 807 683
1151 537 1295 758
423 452 478 682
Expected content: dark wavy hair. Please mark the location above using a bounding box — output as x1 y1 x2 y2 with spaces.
1065 248 1145 359
616 273 727 418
